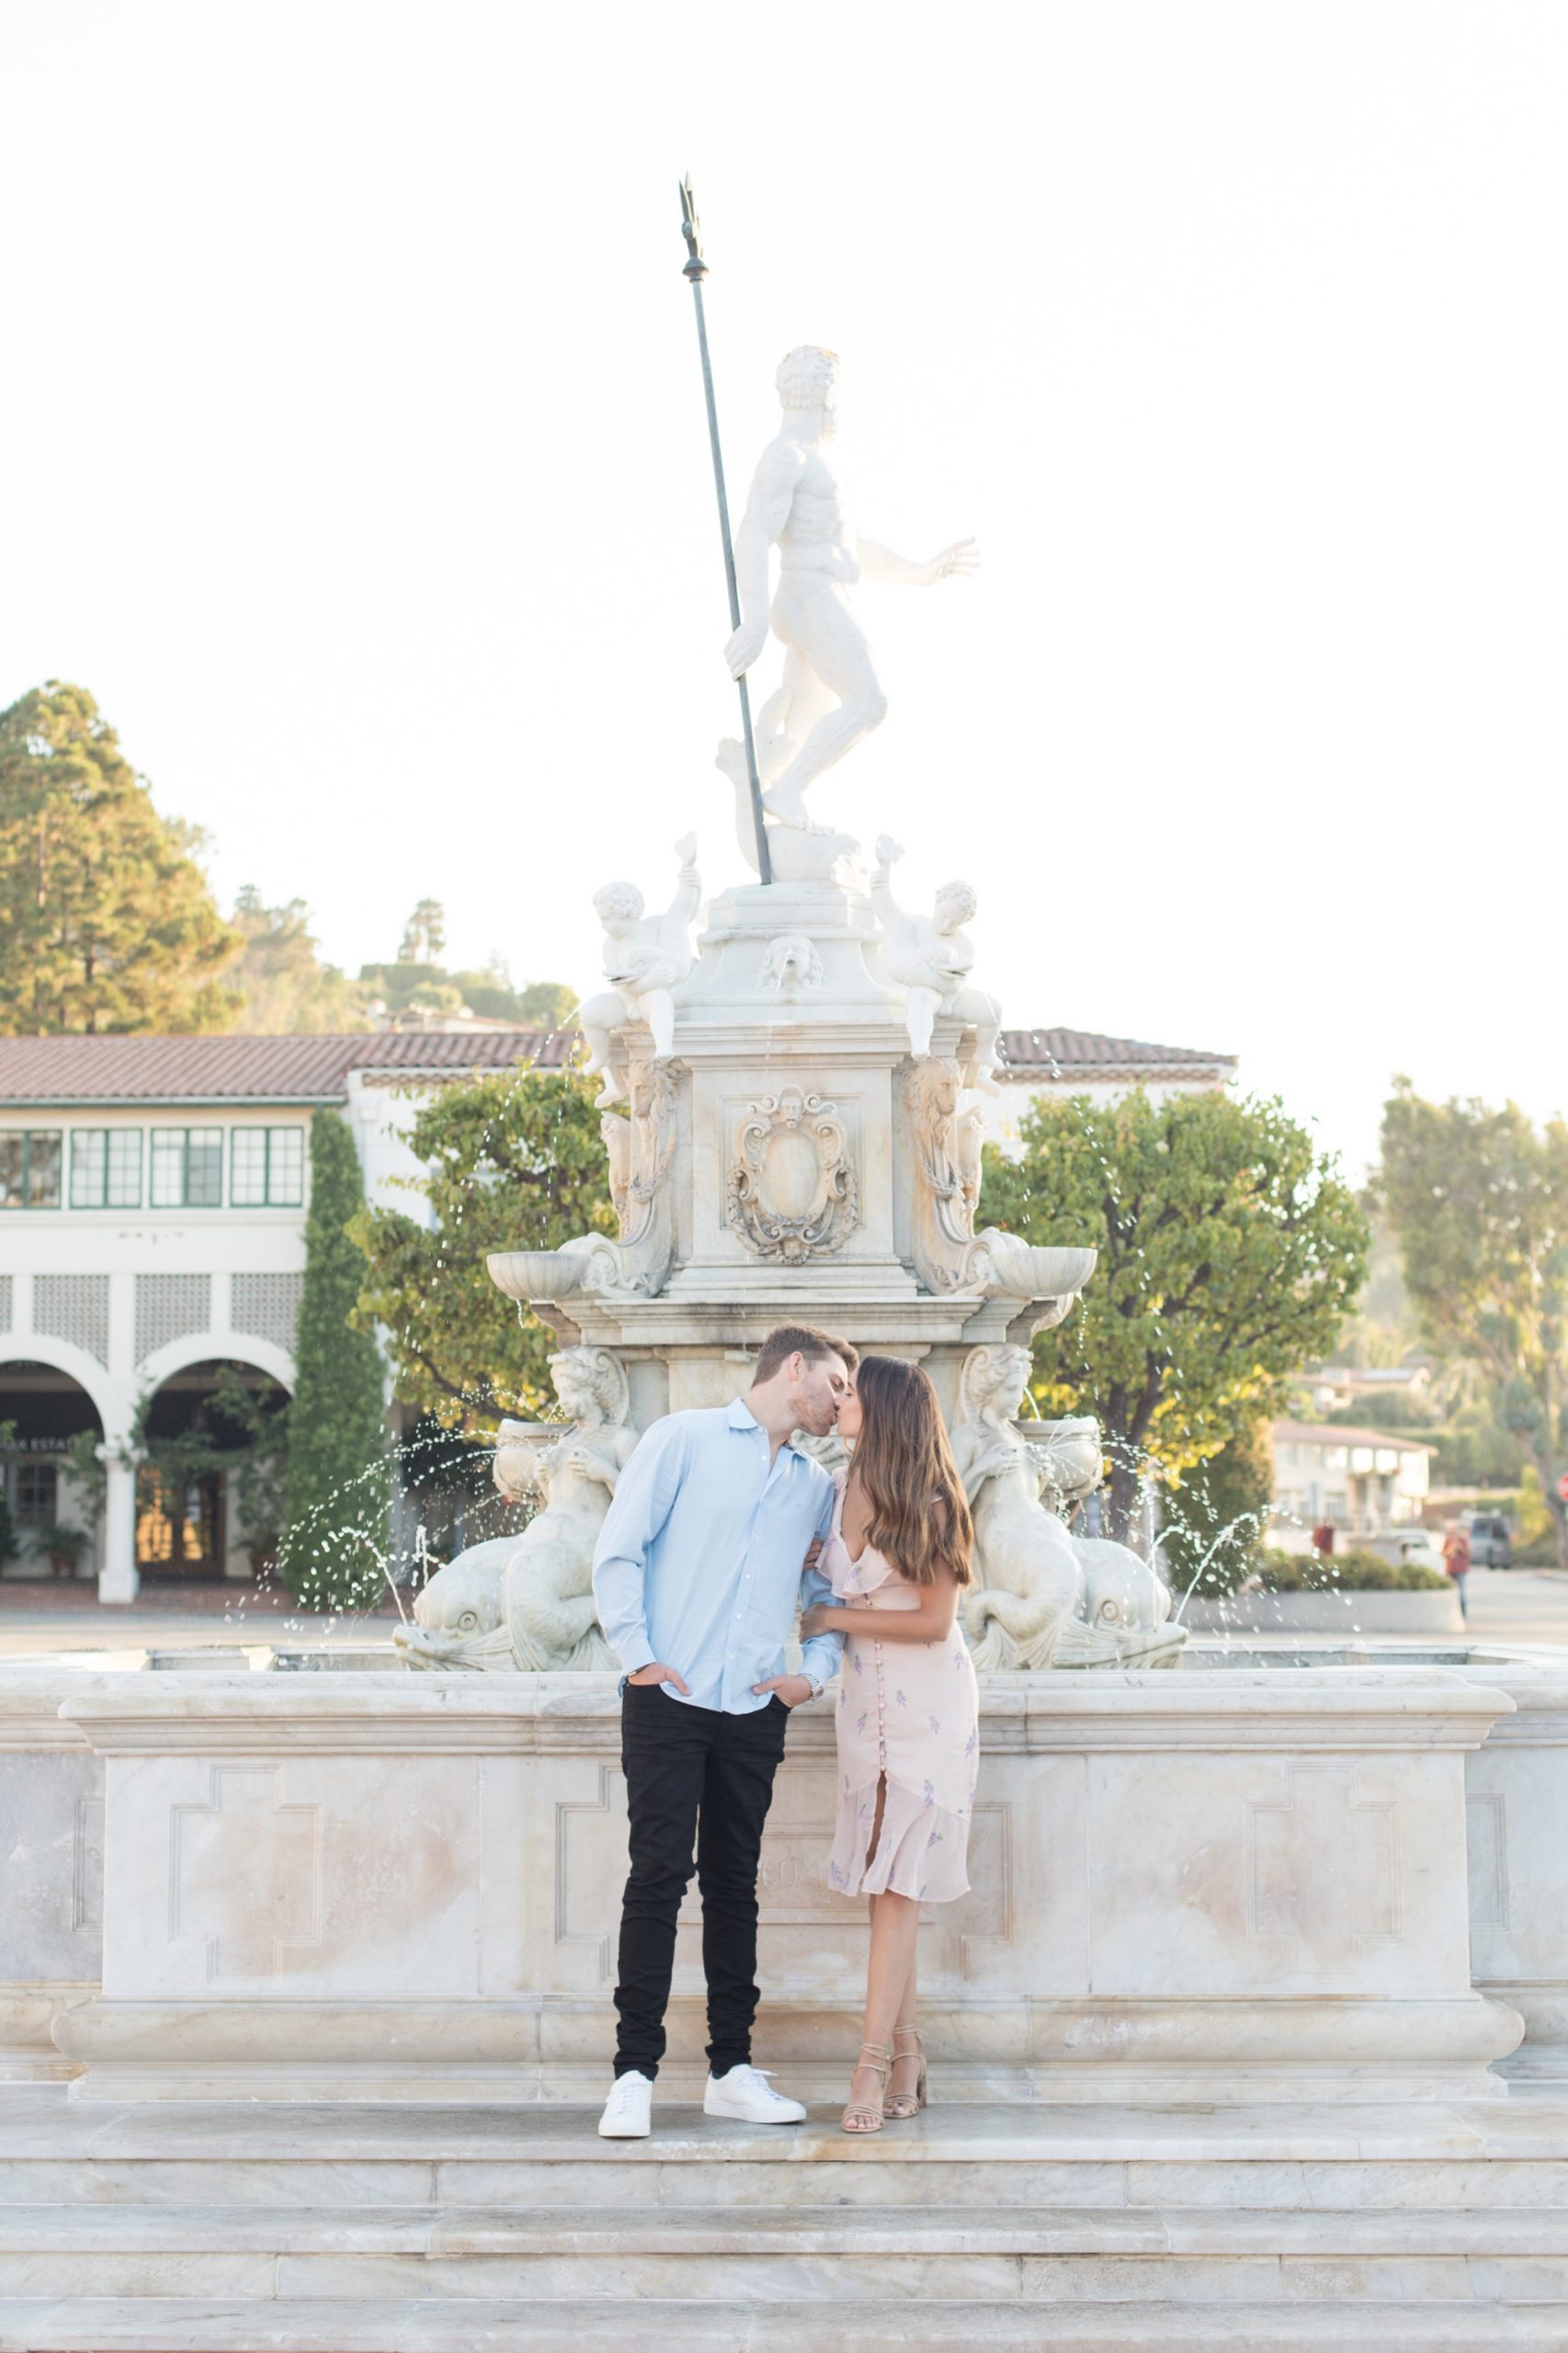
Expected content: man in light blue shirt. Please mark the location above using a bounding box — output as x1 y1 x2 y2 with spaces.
592 1324 854 2139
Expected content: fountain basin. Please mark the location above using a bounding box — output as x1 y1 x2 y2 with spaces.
1184 1589 1464 1634
0 1654 1539 2107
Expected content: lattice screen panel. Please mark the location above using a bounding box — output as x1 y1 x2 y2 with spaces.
231 1271 305 1359
134 1272 212 1366
35 1274 111 1368
0 1274 11 1333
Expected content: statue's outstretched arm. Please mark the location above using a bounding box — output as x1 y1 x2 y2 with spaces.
726 440 807 678
858 536 980 587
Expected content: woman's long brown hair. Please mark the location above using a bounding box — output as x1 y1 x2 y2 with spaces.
849 1354 973 1587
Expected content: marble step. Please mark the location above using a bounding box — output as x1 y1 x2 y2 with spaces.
10 2091 1568 2215
4 2202 1568 2303
7 2298 1568 2351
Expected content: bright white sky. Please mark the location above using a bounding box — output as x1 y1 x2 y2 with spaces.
3 2 1562 1175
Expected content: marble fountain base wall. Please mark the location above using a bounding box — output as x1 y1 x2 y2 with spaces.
6 1665 1525 2107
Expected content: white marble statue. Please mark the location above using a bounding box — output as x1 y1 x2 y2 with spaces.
397 1348 634 1673
719 346 977 863
951 1346 1085 1670
580 835 700 1107
871 836 1002 1095
392 1536 516 1670
490 1348 635 1669
952 1346 1187 1671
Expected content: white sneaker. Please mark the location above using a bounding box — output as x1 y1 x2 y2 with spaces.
703 2063 807 2124
597 2070 653 2138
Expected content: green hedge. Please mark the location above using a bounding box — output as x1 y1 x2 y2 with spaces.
1251 1546 1449 1594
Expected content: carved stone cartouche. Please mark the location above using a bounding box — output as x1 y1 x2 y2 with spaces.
727 1086 858 1263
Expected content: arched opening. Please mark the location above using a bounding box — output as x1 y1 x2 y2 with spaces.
136 1358 291 1584
0 1359 106 1582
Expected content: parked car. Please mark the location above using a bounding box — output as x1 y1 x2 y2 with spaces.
1360 1529 1448 1577
1465 1513 1514 1569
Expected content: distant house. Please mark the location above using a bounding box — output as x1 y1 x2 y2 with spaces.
1270 1420 1436 1538
1299 1365 1433 1417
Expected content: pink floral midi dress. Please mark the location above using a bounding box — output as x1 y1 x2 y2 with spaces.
824 1470 980 1904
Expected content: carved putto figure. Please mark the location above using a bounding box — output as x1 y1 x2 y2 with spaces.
580 835 700 1107
397 1348 634 1673
719 347 977 874
871 836 1002 1095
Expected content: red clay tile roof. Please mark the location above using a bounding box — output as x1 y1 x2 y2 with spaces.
0 1030 574 1107
1274 1420 1438 1455
998 1029 1235 1082
0 1023 1233 1108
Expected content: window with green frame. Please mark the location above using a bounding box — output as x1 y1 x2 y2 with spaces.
230 1127 306 1208
149 1128 223 1209
0 1131 62 1210
70 1129 143 1209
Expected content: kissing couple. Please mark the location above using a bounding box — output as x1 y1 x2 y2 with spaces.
591 1323 980 2139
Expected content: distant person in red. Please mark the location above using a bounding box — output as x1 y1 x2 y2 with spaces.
1442 1522 1472 1621
1312 1522 1336 1556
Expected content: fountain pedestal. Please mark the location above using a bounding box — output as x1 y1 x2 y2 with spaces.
490 877 1093 1433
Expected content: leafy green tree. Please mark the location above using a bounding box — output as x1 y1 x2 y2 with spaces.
230 890 370 1033
0 682 240 1034
358 950 577 1031
281 1110 390 1604
349 1067 615 1429
1380 1081 1568 1569
398 899 447 963
982 1090 1368 1540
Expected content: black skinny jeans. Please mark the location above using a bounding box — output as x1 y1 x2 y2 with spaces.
613 1681 790 2081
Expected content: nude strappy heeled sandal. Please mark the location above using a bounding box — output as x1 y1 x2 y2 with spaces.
841 2040 892 2135
883 2025 928 2120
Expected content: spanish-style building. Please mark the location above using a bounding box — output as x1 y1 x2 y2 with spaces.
2 1022 1234 1599
1269 1419 1436 1537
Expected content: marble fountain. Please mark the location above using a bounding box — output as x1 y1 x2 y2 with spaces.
6 344 1568 2348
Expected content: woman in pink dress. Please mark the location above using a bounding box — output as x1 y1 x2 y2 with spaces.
799 1353 979 2133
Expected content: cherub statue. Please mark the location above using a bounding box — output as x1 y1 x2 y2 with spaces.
580 835 700 1108
719 347 977 856
491 1347 637 1669
871 837 1002 1095
950 1346 1084 1670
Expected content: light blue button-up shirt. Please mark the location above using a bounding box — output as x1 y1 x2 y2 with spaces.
591 1396 843 1714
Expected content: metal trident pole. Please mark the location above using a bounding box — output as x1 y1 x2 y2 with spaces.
678 178 773 886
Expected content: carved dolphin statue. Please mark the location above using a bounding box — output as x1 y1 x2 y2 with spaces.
394 1538 517 1671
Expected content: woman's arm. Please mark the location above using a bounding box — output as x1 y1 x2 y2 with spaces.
801 1565 960 1647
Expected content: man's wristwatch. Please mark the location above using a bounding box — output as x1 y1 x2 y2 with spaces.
801 1671 825 1702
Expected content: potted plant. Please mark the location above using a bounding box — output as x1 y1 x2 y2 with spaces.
28 1521 89 1580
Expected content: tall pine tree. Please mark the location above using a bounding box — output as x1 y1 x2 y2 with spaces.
282 1109 390 1606
0 682 241 1035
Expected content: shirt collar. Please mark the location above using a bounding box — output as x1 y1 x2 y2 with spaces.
727 1394 803 1457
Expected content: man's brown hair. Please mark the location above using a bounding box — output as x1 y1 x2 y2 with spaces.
752 1324 859 1384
